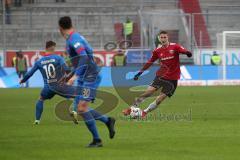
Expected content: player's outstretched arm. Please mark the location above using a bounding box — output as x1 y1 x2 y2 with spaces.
134 50 158 81
133 71 143 81
20 63 38 84
176 44 192 58
185 51 192 57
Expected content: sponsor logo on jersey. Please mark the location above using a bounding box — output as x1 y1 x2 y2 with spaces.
161 56 174 61
169 50 175 54
74 42 81 49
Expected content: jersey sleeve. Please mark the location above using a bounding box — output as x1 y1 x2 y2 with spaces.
21 61 38 83
140 49 158 72
175 44 189 54
74 56 88 76
69 39 89 75
70 39 86 55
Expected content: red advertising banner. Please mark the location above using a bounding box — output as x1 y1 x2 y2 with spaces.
5 50 116 67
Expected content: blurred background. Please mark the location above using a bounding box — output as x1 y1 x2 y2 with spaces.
0 0 240 88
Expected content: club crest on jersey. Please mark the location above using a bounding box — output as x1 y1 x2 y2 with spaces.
169 50 175 54
82 88 90 98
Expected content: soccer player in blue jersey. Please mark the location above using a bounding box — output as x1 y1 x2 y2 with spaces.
20 41 75 125
58 16 116 147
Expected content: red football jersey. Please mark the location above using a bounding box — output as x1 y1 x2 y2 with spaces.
140 43 189 80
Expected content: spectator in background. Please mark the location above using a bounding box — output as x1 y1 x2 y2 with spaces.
123 17 133 41
211 51 221 65
112 49 126 66
15 51 28 87
5 0 12 24
14 0 21 7
12 51 20 67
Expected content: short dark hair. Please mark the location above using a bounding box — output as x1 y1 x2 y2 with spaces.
159 30 168 35
58 16 72 29
46 41 56 49
16 50 22 56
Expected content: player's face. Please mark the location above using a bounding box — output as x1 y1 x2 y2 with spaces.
46 46 55 52
59 27 65 38
159 34 169 45
51 46 56 51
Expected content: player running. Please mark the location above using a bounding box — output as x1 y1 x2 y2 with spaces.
58 16 115 147
20 41 76 125
122 30 192 118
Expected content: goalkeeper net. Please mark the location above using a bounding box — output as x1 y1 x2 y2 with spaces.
217 31 240 84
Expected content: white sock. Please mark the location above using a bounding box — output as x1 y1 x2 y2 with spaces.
144 100 158 113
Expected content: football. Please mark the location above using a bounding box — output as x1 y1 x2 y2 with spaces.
130 107 142 119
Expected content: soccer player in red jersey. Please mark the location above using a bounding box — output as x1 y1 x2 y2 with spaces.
122 31 192 118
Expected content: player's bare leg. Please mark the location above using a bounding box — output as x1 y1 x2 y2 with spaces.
142 92 167 117
122 86 157 115
134 86 157 106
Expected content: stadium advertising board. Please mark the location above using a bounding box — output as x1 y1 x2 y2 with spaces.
1 66 240 88
0 51 3 67
5 50 116 67
126 49 240 65
126 49 152 64
197 49 240 65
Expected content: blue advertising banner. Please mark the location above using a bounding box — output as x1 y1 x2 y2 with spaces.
198 49 240 65
1 66 240 88
126 49 151 64
0 52 3 67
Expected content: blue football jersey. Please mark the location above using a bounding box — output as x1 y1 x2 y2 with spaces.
66 32 99 81
21 54 69 86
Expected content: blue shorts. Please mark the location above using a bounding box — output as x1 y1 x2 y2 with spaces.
40 87 56 100
40 85 76 100
40 75 101 102
74 75 102 104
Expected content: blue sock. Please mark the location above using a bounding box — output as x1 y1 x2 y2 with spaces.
36 100 43 120
89 108 109 124
80 111 100 140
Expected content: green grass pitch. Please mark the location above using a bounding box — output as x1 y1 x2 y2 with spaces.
0 86 240 160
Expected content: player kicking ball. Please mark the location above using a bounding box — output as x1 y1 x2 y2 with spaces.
122 31 192 119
